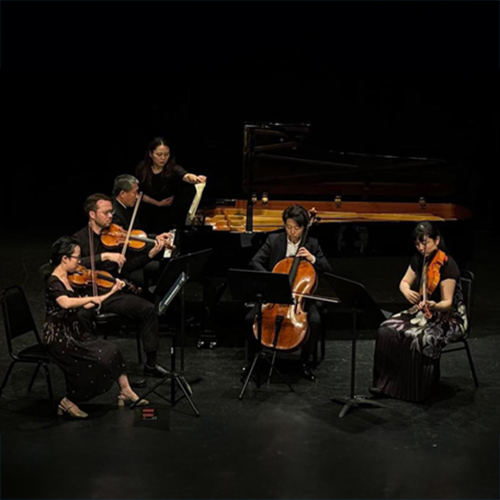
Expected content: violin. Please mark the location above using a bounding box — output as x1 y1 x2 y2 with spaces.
254 209 319 351
68 265 141 295
100 223 174 251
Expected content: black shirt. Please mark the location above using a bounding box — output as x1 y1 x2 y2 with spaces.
112 199 142 230
136 163 188 201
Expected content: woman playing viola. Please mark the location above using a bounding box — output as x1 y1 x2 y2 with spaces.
41 236 148 418
371 222 468 402
135 137 207 233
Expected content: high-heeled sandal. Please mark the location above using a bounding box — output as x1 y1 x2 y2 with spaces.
57 403 88 418
117 393 149 407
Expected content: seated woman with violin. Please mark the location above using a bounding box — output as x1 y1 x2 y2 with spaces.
41 236 148 418
248 205 332 381
371 222 468 402
73 193 169 378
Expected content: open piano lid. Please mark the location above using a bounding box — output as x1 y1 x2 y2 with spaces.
243 122 458 201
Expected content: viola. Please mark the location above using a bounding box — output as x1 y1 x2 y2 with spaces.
420 241 448 319
68 265 141 295
254 209 319 351
100 223 174 251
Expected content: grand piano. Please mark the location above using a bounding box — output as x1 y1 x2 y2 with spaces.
176 122 473 345
182 122 473 261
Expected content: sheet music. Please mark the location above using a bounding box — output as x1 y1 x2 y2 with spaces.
185 182 206 225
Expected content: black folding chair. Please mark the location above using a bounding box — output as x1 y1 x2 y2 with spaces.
439 269 479 387
0 286 54 402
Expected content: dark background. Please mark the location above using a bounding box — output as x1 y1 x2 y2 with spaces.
1 2 498 232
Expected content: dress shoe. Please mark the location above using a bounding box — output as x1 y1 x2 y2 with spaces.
57 403 88 419
130 378 147 389
368 386 386 398
144 363 169 378
117 393 149 407
300 363 316 382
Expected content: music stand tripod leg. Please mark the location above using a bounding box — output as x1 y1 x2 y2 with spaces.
171 372 201 416
264 315 293 391
266 350 277 386
130 371 200 417
239 352 261 400
263 353 294 393
332 306 385 417
130 373 171 407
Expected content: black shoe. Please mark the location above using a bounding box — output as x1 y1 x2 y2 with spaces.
301 363 316 382
368 386 386 398
130 378 147 389
144 363 169 378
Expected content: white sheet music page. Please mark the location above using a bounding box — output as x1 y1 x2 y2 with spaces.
185 182 206 225
163 229 176 259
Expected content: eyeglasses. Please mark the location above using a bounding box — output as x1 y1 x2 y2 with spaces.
97 210 114 216
69 255 81 261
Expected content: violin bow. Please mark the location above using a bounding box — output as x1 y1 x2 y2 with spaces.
118 191 143 274
88 223 101 312
295 207 318 257
420 226 429 311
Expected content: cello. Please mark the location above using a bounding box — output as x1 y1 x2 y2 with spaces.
253 209 320 351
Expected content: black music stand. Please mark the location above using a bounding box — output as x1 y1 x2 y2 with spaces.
131 272 200 416
228 269 295 400
154 249 212 393
324 273 388 418
132 249 211 416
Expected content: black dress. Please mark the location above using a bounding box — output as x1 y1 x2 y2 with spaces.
136 163 188 233
43 276 127 402
372 254 468 402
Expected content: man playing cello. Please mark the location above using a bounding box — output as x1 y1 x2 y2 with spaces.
248 205 332 381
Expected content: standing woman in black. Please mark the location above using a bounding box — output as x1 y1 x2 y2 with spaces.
135 137 207 233
371 222 468 402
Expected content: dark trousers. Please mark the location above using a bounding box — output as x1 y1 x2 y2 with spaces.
245 302 321 363
78 291 160 353
123 260 162 294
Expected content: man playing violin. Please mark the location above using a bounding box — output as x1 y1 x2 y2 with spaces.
112 174 174 290
112 174 174 247
248 205 332 381
73 193 168 378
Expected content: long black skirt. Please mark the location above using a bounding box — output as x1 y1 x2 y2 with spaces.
45 320 126 403
373 324 438 402
372 304 467 402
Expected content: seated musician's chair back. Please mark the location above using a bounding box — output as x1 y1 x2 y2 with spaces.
0 286 54 402
440 269 479 387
